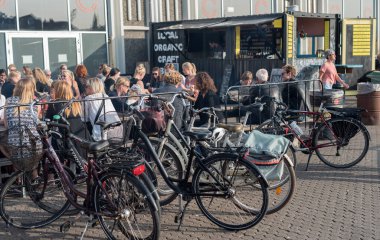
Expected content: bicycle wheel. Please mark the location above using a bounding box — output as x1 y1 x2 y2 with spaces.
147 139 184 206
264 154 296 214
94 171 160 240
313 118 370 168
192 153 268 231
0 168 71 229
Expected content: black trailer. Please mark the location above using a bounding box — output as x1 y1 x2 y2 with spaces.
150 11 376 93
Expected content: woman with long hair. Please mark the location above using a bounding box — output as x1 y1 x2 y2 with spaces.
193 72 223 126
108 77 130 112
33 67 51 94
46 80 88 158
4 77 42 175
61 69 80 99
132 64 150 94
74 64 88 95
182 62 198 101
82 78 122 141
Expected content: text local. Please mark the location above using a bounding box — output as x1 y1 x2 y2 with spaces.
158 31 179 39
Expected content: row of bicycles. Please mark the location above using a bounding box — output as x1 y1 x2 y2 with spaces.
0 91 369 239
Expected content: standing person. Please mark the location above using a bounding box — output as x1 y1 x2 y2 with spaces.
33 68 51 94
104 68 120 94
193 72 223 127
108 77 131 113
96 63 109 81
147 67 164 92
0 93 5 125
319 49 349 90
75 64 88 95
1 71 21 99
4 77 42 176
7 64 17 75
82 78 122 141
58 64 68 80
22 66 33 78
44 69 53 84
45 80 88 158
61 70 80 99
0 69 7 89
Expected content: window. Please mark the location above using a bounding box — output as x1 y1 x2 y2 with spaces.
252 0 271 14
362 0 375 18
18 0 69 30
296 18 326 58
82 33 107 77
70 0 106 31
0 1 16 30
198 0 222 19
223 0 250 17
344 0 360 18
328 0 342 15
0 33 6 68
298 36 325 57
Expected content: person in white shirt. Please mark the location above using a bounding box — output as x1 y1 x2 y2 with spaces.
82 78 122 141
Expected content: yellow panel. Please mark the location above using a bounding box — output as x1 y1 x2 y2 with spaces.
273 18 282 28
352 23 371 56
286 14 294 60
235 26 240 56
324 20 330 50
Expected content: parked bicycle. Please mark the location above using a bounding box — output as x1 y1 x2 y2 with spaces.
256 96 370 170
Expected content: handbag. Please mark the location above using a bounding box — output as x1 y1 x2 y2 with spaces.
140 106 166 134
86 98 105 135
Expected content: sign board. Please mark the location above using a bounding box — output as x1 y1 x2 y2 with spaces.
219 64 233 97
269 68 283 83
152 29 184 68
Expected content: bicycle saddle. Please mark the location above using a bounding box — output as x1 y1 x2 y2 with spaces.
216 123 244 133
95 121 122 130
81 140 109 152
183 131 212 141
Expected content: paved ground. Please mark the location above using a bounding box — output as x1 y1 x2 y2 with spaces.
0 98 379 239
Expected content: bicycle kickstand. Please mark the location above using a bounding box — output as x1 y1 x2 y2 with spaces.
174 194 191 231
305 151 314 171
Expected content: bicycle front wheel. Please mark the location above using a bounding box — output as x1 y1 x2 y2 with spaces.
313 118 370 168
0 168 71 229
94 171 160 240
192 153 268 231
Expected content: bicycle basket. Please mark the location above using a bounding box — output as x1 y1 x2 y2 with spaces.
4 126 43 171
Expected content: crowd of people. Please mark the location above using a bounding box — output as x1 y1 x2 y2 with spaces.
0 49 348 161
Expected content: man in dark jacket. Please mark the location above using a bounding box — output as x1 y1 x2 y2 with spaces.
1 71 21 98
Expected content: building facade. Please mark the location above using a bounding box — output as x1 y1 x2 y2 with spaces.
1 0 378 76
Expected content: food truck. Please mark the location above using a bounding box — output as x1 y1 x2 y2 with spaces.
150 11 376 93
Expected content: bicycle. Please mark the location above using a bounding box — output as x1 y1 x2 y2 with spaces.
129 93 269 231
256 96 370 170
0 99 160 240
186 101 296 214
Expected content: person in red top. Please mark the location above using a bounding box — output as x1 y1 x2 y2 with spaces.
319 49 349 90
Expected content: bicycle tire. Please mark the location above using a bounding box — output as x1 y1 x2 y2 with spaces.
94 171 160 240
146 139 184 206
0 169 71 229
313 118 370 168
192 153 268 231
264 154 296 214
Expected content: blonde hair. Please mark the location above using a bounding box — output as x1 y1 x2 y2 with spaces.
54 80 81 117
12 77 36 113
134 63 146 77
62 70 75 82
182 62 197 75
33 67 51 87
164 71 183 85
9 70 21 80
86 77 105 94
164 63 175 72
115 77 130 89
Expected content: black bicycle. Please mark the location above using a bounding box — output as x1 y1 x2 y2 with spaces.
129 93 269 231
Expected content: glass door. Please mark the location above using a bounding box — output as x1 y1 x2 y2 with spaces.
6 33 81 79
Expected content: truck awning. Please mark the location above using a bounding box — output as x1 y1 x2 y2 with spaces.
157 19 226 30
209 15 282 28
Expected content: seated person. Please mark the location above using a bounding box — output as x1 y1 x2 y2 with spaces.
193 72 223 127
242 69 280 124
281 64 312 112
108 77 130 113
228 71 253 102
153 71 185 130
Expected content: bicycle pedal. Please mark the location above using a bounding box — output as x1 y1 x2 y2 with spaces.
60 221 73 233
